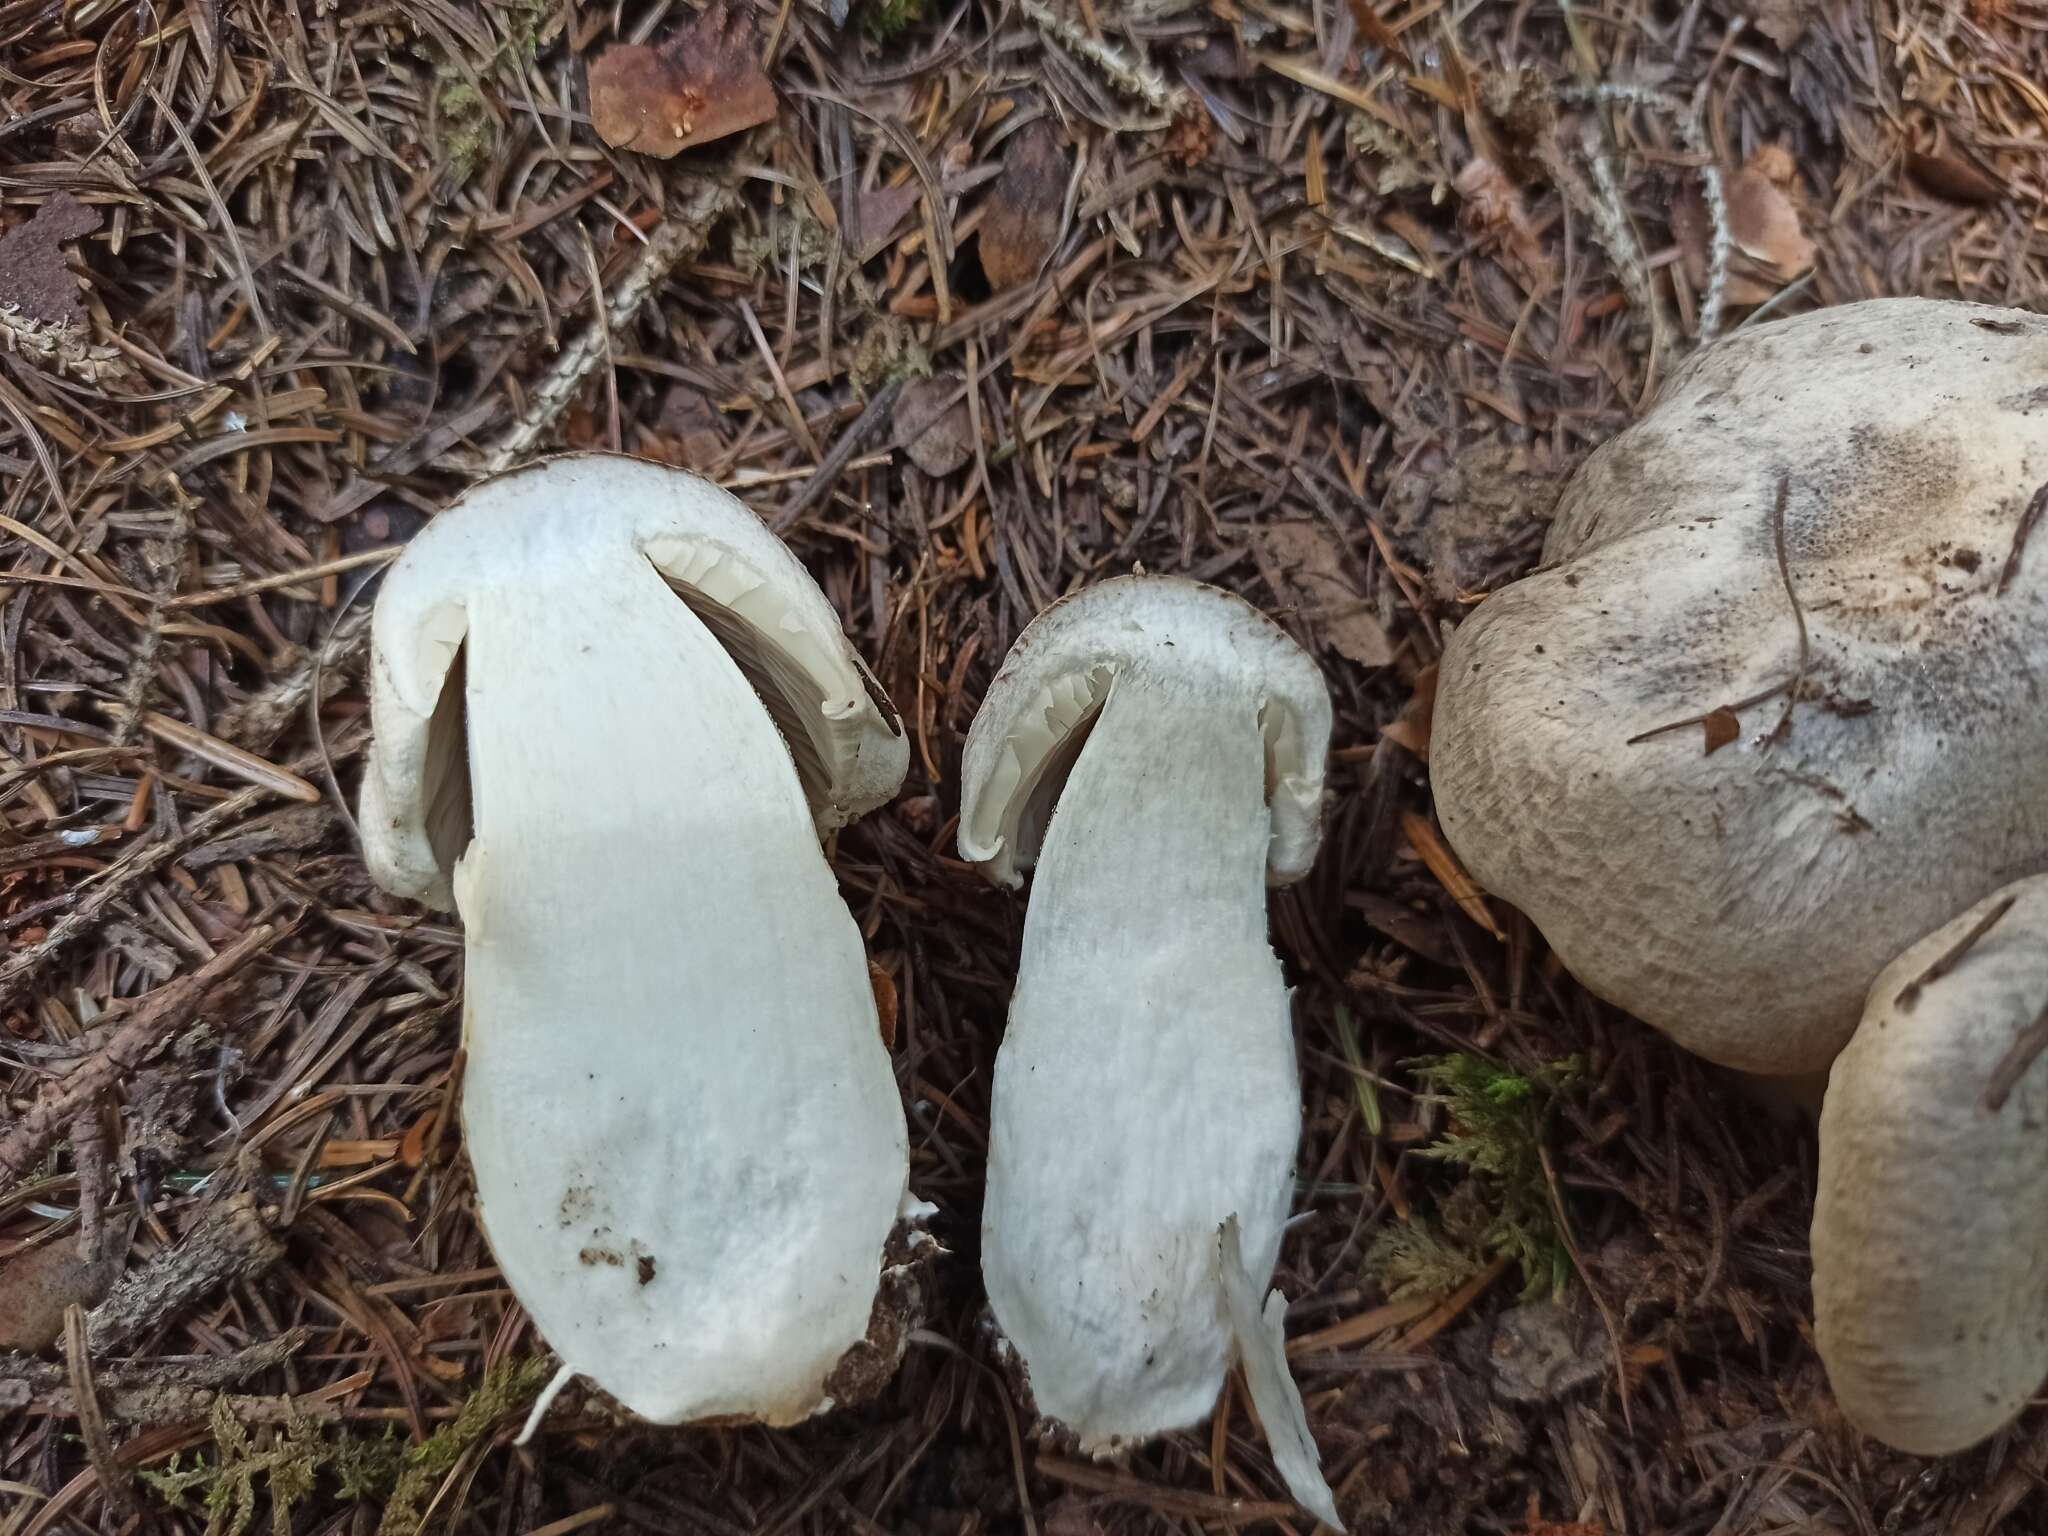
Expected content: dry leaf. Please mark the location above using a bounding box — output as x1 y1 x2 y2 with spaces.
980 118 1068 293
892 374 974 477
1907 150 2006 206
1702 706 1741 756
1725 167 1815 279
1381 663 1439 760
637 383 725 469
0 192 100 326
1454 156 1547 292
849 181 921 262
1251 520 1393 669
588 0 777 160
869 959 898 1051
0 1234 118 1353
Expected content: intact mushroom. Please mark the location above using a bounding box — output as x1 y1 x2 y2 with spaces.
1812 875 2048 1456
959 576 1341 1527
1430 299 2048 1075
361 454 919 1427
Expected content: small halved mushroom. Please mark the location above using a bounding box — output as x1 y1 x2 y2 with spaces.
1431 298 2048 1074
1813 876 2048 1456
959 576 1341 1527
361 454 917 1427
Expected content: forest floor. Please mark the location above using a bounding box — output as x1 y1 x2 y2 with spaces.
1 0 2045 1532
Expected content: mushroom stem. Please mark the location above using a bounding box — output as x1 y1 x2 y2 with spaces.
984 669 1300 1440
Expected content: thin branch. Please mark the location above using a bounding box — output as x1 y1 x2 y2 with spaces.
1897 894 2017 1012
0 924 283 1192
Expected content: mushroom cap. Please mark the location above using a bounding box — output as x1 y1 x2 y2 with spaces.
361 453 907 909
1813 875 2048 1455
957 575 1333 889
1430 298 2048 1074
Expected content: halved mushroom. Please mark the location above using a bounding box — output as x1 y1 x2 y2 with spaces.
361 453 918 1427
959 576 1342 1527
1813 875 2048 1455
1430 299 2048 1075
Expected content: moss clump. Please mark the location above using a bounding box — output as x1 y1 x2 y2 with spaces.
139 1398 327 1536
1368 1053 1584 1301
377 1355 554 1536
848 316 932 394
436 80 494 186
860 0 925 40
138 1358 551 1536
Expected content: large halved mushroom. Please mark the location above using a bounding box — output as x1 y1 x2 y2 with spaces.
959 576 1341 1527
1431 298 2048 1075
1813 875 2048 1455
361 454 917 1427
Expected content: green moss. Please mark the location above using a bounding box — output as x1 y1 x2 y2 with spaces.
1373 1053 1585 1301
860 0 925 40
430 0 555 188
437 80 494 186
377 1355 554 1536
847 316 931 394
137 1359 550 1536
331 1427 403 1502
137 1397 328 1536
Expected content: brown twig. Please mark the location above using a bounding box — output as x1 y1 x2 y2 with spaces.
0 785 274 1005
0 924 281 1192
1996 481 2048 597
1897 894 2017 1011
63 1306 136 1518
1627 476 1805 748
1984 998 2048 1113
87 1192 285 1355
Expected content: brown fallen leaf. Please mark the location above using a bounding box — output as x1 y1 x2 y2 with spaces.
588 0 777 160
1702 706 1741 756
1725 156 1815 282
1380 663 1439 760
0 1233 119 1353
849 181 921 262
0 192 101 325
892 374 975 477
637 383 726 469
980 118 1068 293
869 959 899 1051
1906 150 2007 206
1674 144 1814 309
1251 520 1393 669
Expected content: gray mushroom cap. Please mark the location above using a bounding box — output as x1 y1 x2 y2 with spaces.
1431 298 2048 1075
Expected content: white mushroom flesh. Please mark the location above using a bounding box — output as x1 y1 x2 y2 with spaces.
1431 298 2048 1074
961 576 1340 1522
1813 874 2048 1455
361 455 912 1426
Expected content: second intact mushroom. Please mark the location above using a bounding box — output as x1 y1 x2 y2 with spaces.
959 575 1341 1527
1813 875 2048 1455
1430 298 2048 1075
361 454 920 1428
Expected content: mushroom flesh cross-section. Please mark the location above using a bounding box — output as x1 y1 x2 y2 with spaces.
959 575 1342 1527
360 453 919 1427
